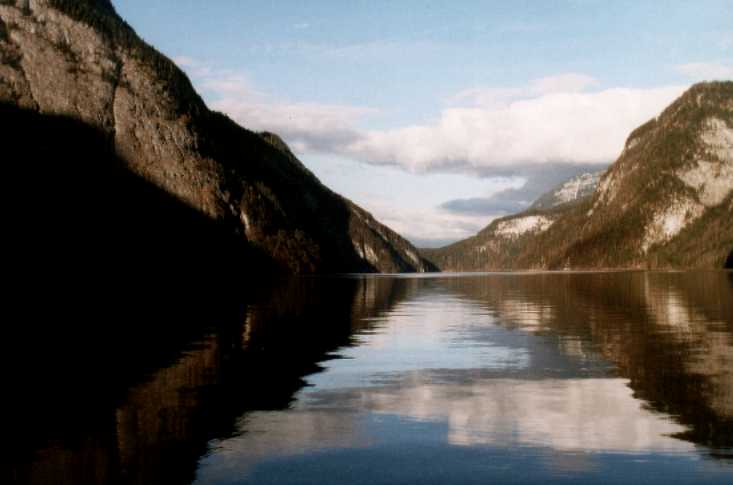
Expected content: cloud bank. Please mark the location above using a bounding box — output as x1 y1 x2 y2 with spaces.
344 85 686 173
181 58 687 176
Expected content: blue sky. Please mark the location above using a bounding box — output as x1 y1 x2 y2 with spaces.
116 0 732 246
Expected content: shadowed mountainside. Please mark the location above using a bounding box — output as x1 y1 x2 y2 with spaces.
2 103 274 291
0 0 433 275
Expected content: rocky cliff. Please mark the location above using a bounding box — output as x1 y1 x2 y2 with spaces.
424 82 733 271
0 0 433 278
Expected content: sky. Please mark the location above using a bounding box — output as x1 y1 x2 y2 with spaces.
115 0 733 247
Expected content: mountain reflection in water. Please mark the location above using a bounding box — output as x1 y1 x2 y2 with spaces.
2 272 733 484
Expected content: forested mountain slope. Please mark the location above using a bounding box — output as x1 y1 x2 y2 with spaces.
424 82 733 271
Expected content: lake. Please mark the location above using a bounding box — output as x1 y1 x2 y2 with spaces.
3 272 733 484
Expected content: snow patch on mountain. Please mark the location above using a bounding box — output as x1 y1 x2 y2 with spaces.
533 171 603 211
555 172 602 205
496 215 554 238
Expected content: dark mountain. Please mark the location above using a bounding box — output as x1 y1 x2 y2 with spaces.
423 82 733 271
0 0 433 281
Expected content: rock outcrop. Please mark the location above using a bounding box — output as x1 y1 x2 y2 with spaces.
0 0 433 276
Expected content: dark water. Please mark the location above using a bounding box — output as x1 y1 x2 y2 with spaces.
3 272 733 484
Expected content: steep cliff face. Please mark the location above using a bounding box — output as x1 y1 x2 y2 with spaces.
0 0 432 274
424 82 733 271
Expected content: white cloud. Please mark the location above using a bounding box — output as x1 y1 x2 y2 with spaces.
174 57 377 153
211 97 376 153
675 62 733 81
449 73 599 108
530 72 599 95
176 57 687 176
345 85 687 171
356 197 493 246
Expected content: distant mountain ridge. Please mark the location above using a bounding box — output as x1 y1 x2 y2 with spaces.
0 0 434 276
529 171 603 211
423 82 733 271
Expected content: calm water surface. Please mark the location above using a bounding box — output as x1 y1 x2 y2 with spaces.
4 272 733 484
